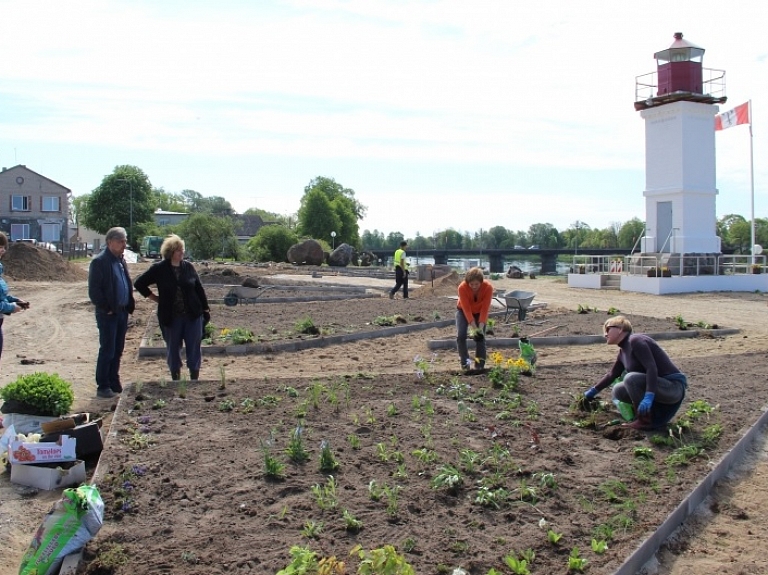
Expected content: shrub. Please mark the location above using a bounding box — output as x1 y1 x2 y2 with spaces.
0 372 75 416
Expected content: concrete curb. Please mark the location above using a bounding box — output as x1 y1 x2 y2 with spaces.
209 293 380 305
426 327 741 350
612 406 768 575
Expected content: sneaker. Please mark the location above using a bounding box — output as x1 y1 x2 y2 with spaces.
96 388 116 399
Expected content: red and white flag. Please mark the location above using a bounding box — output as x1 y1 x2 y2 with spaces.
715 101 750 131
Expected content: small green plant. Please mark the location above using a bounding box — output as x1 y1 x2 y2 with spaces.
474 486 509 509
177 379 188 399
674 314 688 330
383 484 401 517
353 544 414 574
547 529 563 545
665 444 705 466
459 449 481 473
567 547 588 572
0 372 74 416
387 403 399 417
310 475 338 510
402 536 417 553
152 399 167 409
431 464 463 492
347 433 361 450
261 438 286 479
607 306 620 315
276 545 318 575
126 430 153 449
701 423 724 447
180 551 199 564
90 543 129 570
319 440 340 472
411 447 438 464
302 520 323 539
240 397 256 413
591 538 609 554
503 552 531 575
633 446 654 459
342 509 363 532
218 399 235 412
286 423 310 463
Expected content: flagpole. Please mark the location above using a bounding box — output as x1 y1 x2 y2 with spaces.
749 100 755 264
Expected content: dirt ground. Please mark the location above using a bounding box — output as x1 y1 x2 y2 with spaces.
1 252 768 574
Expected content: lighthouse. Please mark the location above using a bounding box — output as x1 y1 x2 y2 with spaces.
635 32 727 256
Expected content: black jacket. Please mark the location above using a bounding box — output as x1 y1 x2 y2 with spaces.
88 250 136 314
133 259 209 327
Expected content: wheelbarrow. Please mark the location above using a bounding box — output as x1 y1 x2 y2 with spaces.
501 290 536 322
222 285 275 306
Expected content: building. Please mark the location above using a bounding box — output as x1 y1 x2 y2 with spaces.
0 165 70 244
154 208 189 227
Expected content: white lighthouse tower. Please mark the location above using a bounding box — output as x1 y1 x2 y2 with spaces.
635 32 726 256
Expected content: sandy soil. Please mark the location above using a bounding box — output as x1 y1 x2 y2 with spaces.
1 260 767 574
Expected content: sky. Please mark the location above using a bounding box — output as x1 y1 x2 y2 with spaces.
1 0 766 239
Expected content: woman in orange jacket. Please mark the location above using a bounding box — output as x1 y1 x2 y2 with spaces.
456 267 494 370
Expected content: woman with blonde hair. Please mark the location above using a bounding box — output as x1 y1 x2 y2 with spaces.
584 315 687 429
456 267 493 370
134 235 209 381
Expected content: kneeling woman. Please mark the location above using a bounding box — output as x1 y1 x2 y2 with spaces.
134 235 210 381
584 315 687 430
456 267 493 370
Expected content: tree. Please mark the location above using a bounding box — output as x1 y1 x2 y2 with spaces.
527 223 561 248
82 165 156 249
361 230 386 250
561 221 591 251
153 188 188 212
617 218 646 249
297 177 366 247
175 213 237 260
246 225 298 262
70 194 90 240
297 188 342 242
485 226 510 249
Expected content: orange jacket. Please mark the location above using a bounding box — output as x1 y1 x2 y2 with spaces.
457 280 494 324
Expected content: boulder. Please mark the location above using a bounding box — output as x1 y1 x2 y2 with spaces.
242 277 260 288
328 243 356 267
506 265 524 279
287 239 325 266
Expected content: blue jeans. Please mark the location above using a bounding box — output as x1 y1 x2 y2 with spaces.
456 310 486 367
161 315 203 375
612 372 687 428
95 310 129 391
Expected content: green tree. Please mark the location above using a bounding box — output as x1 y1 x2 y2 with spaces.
485 226 511 249
617 218 646 249
82 165 156 249
70 194 89 240
361 230 386 250
297 188 342 242
175 213 237 260
153 188 188 212
297 177 366 247
246 225 298 262
527 223 561 248
717 214 748 252
561 221 591 251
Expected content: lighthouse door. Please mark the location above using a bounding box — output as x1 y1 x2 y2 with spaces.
656 201 673 253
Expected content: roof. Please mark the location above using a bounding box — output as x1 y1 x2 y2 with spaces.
0 165 72 192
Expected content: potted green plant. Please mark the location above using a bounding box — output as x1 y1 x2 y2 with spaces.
0 372 75 417
752 264 762 274
661 266 672 277
646 267 658 277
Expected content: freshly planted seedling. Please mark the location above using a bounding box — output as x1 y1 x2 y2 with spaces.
567 547 588 572
286 423 310 463
547 530 563 545
352 544 413 575
633 446 654 459
591 538 609 554
347 434 361 450
218 399 235 412
431 464 463 493
342 509 363 532
294 317 319 334
318 440 340 472
302 520 323 539
474 486 509 509
310 476 338 510
503 553 531 575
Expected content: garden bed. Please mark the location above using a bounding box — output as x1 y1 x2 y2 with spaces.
82 349 765 574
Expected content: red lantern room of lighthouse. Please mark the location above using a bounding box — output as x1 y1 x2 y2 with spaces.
635 32 727 110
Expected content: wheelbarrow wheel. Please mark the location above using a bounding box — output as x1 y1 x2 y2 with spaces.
224 294 239 307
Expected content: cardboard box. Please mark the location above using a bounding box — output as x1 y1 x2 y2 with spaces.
41 422 103 458
10 460 86 490
40 413 90 435
9 435 77 465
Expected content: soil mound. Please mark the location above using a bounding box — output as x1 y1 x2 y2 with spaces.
2 242 89 282
411 269 461 298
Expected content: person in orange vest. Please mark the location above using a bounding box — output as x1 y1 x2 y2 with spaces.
456 267 493 370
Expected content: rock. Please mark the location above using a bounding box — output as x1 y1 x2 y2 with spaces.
328 243 356 267
287 239 325 266
241 277 260 288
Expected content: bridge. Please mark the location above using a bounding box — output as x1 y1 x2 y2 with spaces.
367 248 633 274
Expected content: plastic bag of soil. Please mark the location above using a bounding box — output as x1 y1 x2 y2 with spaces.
19 484 104 575
518 337 537 365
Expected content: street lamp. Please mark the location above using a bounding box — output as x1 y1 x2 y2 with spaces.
116 178 133 246
330 231 336 250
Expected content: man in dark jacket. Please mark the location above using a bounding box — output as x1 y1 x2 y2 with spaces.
88 227 135 399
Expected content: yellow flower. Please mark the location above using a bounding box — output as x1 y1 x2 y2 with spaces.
490 351 505 366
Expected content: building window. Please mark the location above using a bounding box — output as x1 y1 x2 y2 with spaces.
42 223 61 243
42 196 60 212
11 196 30 211
10 224 30 240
